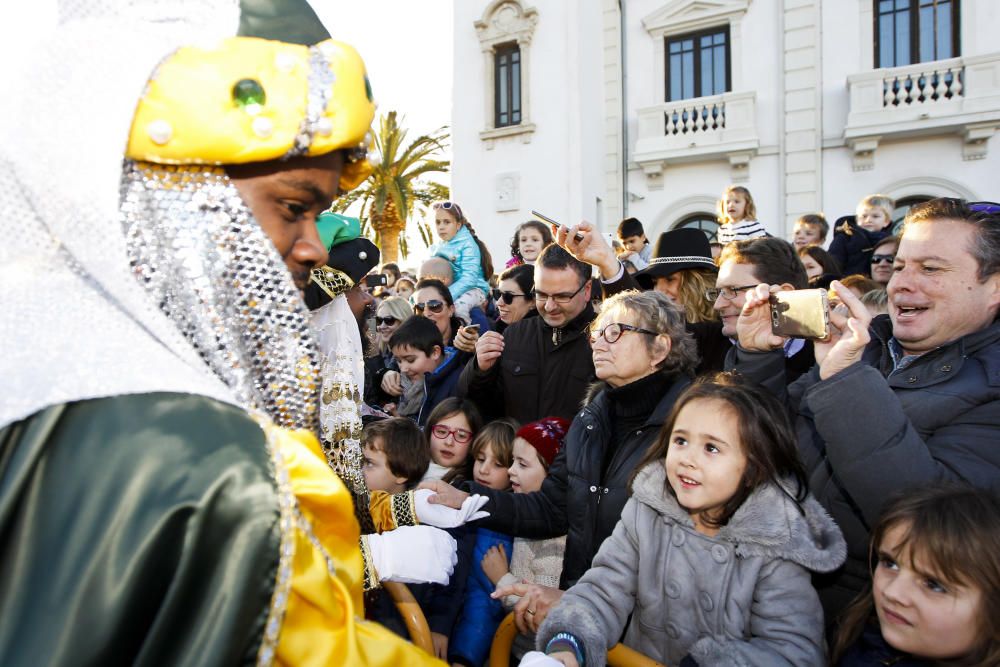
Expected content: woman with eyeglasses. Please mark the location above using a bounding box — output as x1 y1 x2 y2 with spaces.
364 296 412 409
494 263 537 333
422 290 697 636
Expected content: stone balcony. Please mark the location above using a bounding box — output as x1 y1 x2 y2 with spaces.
633 91 759 186
843 52 1000 169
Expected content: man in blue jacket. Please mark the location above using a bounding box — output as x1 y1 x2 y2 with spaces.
729 197 1000 620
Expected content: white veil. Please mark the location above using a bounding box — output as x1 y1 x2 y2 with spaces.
0 1 266 428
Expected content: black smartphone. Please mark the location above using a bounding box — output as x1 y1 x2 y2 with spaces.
769 289 830 339
531 210 584 242
364 274 388 288
463 323 481 332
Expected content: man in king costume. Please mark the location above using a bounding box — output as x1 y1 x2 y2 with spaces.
0 0 464 664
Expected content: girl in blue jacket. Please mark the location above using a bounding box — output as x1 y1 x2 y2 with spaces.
430 201 494 324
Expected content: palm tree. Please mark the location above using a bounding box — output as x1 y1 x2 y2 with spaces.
332 111 449 263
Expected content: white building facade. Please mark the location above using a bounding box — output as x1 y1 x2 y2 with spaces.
452 0 1000 262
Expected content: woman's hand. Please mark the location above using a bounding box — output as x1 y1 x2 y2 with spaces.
815 280 871 380
381 370 403 397
736 284 788 351
481 543 510 585
453 325 480 353
492 583 564 634
545 652 580 667
431 632 448 660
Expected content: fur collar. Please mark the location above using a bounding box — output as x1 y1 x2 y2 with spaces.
631 462 846 573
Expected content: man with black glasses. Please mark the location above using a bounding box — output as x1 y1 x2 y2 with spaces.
458 244 597 423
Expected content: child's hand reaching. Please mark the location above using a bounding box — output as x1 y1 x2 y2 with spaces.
481 543 509 585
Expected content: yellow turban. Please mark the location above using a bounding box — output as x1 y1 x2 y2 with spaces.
126 37 375 190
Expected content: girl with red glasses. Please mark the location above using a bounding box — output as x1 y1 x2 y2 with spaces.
422 397 482 485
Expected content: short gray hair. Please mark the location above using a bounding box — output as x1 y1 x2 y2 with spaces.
598 290 698 376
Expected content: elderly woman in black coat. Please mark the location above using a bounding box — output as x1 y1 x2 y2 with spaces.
420 289 698 634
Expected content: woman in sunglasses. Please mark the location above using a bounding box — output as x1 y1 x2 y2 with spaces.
869 235 899 287
412 278 467 349
494 263 537 333
364 296 412 408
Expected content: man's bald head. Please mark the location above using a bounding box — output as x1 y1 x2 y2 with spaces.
419 257 454 285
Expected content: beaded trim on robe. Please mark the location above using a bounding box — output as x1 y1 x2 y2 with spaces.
255 416 297 667
391 490 417 527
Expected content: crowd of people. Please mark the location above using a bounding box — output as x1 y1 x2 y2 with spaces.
357 185 1000 667
2 3 999 667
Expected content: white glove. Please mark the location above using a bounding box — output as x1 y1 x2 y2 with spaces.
413 488 490 528
519 651 567 667
365 526 457 585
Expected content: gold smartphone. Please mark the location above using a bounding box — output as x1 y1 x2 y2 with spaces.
769 289 830 339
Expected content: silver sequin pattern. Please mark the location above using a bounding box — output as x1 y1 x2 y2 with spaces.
120 160 320 431
284 44 336 159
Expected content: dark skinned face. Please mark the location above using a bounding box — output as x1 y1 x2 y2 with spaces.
227 151 344 291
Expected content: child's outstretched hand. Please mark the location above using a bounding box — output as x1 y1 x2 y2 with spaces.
482 543 509 585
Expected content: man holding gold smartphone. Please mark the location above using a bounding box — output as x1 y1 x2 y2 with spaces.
730 198 1000 625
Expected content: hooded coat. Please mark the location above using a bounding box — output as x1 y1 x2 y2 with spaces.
537 462 847 667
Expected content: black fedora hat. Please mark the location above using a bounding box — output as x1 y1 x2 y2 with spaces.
634 228 716 290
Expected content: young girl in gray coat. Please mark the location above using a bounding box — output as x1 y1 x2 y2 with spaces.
534 374 847 667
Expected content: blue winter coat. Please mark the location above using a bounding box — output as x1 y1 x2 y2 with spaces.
430 225 491 300
449 527 514 667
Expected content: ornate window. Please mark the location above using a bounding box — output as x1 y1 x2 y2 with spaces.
642 0 750 104
475 0 538 145
666 27 731 101
494 42 522 127
876 0 960 68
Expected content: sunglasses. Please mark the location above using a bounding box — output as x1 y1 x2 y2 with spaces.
970 201 1000 215
430 424 473 444
871 254 895 265
413 300 446 315
432 200 464 219
491 288 528 305
375 316 399 326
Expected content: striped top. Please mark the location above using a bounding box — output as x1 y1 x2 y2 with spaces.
717 219 768 244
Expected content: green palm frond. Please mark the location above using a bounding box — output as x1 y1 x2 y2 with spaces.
334 111 450 260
